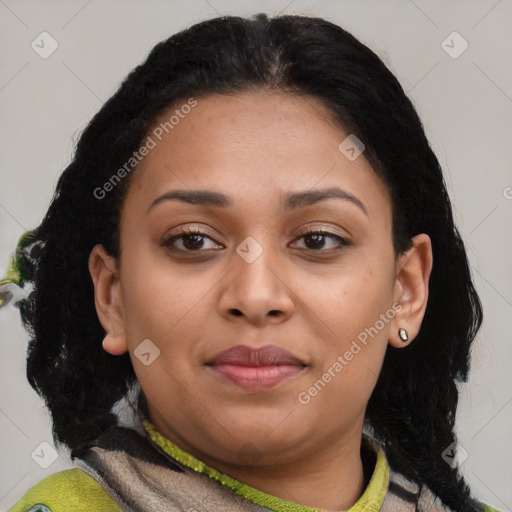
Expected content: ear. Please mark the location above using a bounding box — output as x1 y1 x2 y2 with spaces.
88 244 128 355
389 233 433 348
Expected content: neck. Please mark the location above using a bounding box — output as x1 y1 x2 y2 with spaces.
219 434 367 511
145 403 367 511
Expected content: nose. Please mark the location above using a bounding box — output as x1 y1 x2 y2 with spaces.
218 239 295 325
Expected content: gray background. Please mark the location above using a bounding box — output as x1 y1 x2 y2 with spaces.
0 0 511 510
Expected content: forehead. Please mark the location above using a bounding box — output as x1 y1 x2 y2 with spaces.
123 90 391 222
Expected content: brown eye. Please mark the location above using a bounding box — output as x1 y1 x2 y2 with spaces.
163 227 223 252
291 230 349 251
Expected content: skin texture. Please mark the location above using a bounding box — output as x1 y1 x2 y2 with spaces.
89 90 433 511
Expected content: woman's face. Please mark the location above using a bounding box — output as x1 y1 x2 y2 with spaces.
90 90 430 470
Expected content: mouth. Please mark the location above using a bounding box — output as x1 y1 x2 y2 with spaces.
205 363 306 392
205 344 307 392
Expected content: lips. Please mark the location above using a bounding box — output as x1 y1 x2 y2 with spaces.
205 344 307 392
205 344 306 367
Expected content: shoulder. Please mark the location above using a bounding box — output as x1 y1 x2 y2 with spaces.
7 468 122 512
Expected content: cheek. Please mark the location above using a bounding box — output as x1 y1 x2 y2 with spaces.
302 258 393 399
119 241 216 351
118 241 178 341
313 259 393 340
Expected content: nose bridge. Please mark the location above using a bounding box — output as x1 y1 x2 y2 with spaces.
233 233 279 290
221 231 293 321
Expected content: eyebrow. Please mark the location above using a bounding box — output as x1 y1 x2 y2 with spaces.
147 187 368 216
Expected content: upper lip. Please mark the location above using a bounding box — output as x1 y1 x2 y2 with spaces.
206 344 306 367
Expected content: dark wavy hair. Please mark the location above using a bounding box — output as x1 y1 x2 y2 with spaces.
9 13 484 512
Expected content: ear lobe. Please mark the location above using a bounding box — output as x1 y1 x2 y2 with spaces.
102 333 129 355
88 244 128 355
389 233 433 348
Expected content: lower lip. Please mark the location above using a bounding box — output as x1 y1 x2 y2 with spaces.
207 364 305 392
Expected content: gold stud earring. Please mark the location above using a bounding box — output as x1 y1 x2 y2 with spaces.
398 328 409 342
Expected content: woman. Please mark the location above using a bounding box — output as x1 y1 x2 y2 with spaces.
2 12 501 512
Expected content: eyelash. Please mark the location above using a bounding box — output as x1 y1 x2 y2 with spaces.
163 227 350 253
